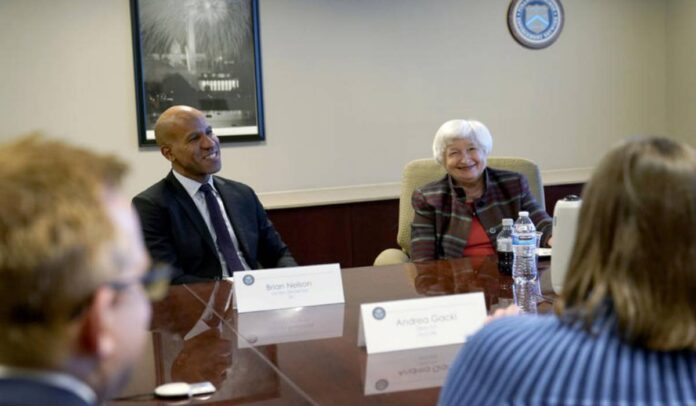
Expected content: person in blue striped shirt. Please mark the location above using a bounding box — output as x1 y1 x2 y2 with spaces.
439 136 696 405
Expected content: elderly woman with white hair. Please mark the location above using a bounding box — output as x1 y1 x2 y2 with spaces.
410 119 552 262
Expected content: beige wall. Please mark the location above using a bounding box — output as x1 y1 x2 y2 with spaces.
0 0 669 205
667 0 696 146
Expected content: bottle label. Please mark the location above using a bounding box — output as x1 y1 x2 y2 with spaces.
497 238 512 252
512 235 536 246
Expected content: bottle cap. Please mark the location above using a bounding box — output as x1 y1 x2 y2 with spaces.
518 211 529 217
502 218 513 226
562 194 581 201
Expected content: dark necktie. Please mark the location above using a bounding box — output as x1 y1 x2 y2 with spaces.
199 183 245 275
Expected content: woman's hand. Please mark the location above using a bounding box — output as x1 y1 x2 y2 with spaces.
486 304 520 323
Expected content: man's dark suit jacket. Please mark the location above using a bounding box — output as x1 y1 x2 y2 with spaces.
0 377 91 405
133 172 297 284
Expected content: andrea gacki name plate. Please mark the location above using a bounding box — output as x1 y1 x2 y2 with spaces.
358 293 486 354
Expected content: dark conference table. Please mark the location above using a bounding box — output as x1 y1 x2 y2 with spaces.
113 257 553 405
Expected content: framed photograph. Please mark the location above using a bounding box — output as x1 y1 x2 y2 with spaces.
130 0 265 146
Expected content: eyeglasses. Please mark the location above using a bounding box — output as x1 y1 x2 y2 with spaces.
68 263 173 320
108 263 173 302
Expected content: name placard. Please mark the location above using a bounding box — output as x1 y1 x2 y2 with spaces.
358 293 486 354
233 264 344 313
237 303 344 348
364 344 461 395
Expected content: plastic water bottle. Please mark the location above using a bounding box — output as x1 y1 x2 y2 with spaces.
512 211 537 280
513 279 538 315
512 211 538 313
496 218 514 275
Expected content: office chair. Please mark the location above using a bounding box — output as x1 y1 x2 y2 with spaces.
373 157 545 266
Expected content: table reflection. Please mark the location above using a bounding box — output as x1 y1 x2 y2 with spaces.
363 344 461 396
412 257 553 313
512 279 542 315
144 281 281 404
236 303 345 348
413 256 510 309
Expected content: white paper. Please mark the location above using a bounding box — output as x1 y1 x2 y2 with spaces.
233 264 344 313
359 293 486 354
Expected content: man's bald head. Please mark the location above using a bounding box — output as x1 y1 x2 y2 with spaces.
154 106 206 146
153 105 222 182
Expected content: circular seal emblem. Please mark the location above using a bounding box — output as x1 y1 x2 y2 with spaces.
508 0 564 49
242 274 255 286
375 379 389 391
372 306 386 321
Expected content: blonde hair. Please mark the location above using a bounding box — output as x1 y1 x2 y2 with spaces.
556 137 696 350
0 134 128 367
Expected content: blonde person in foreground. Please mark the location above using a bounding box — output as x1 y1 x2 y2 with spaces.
439 136 696 405
0 135 169 405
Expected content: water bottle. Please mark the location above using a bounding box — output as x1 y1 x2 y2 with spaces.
512 211 538 313
496 218 514 275
513 279 538 315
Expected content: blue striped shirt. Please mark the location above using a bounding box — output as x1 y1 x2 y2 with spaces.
439 312 696 405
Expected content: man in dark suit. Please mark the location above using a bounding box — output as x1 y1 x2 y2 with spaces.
133 105 296 284
0 136 161 405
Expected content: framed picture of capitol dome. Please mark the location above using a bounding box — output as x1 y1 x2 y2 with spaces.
130 0 265 146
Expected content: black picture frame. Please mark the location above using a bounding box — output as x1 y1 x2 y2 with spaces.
130 0 265 146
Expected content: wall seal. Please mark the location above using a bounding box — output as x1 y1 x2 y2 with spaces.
508 0 564 49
